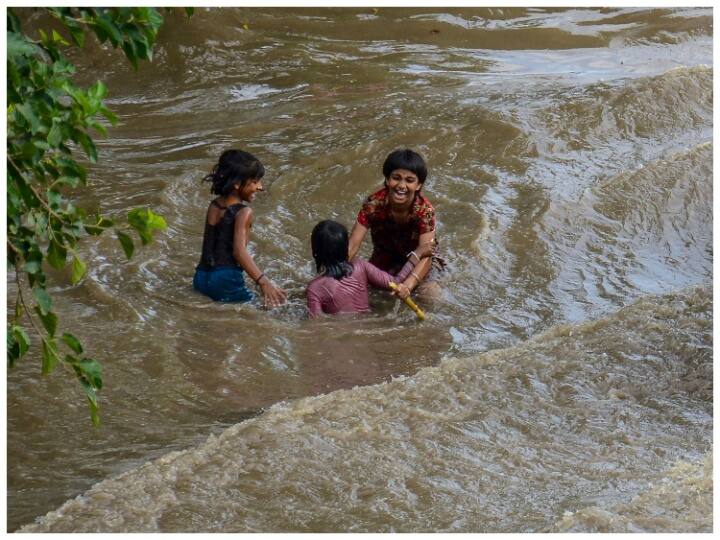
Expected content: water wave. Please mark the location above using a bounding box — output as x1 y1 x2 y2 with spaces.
21 283 712 533
550 453 712 532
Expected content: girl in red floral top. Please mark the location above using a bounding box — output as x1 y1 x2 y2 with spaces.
348 149 443 297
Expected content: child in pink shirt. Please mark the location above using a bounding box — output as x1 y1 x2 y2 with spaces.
306 220 429 318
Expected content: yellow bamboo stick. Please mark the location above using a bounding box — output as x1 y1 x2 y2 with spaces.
388 282 426 321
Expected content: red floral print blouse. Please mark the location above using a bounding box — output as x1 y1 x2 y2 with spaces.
356 187 436 273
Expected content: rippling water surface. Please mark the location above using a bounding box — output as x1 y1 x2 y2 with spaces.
7 7 712 532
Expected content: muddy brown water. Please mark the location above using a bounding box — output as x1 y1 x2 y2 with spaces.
7 7 712 532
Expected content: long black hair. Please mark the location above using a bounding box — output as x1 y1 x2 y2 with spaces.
203 149 265 195
311 220 354 280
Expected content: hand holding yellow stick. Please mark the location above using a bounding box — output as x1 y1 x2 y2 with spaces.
388 282 426 321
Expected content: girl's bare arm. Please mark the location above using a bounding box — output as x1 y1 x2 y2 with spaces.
233 207 263 279
401 230 435 292
348 221 368 260
234 208 287 306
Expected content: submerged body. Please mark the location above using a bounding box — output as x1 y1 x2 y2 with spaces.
357 186 438 273
306 258 414 317
349 150 445 300
193 201 253 302
191 149 286 307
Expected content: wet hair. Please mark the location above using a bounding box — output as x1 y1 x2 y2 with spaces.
382 148 427 184
311 220 354 280
203 149 265 195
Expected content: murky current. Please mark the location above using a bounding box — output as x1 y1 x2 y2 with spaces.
7 7 712 532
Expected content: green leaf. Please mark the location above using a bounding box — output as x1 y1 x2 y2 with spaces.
23 251 44 280
136 7 151 21
147 8 165 30
52 59 76 75
100 106 119 126
7 9 22 33
95 14 124 46
22 260 41 274
83 383 100 427
56 157 87 184
47 121 63 147
122 40 140 70
131 228 151 245
128 208 167 245
64 18 86 47
76 132 98 162
73 358 103 389
15 327 31 356
20 141 41 162
32 287 52 314
47 189 64 209
51 29 70 46
116 231 135 259
147 211 168 231
87 120 108 137
71 255 87 284
7 332 20 368
33 140 51 151
47 239 67 269
88 81 108 100
35 307 59 337
63 83 90 111
41 337 60 374
15 103 42 134
84 216 113 236
74 358 103 426
80 378 97 404
8 326 31 366
185 7 195 17
7 32 40 58
61 332 83 354
55 175 82 188
15 176 40 209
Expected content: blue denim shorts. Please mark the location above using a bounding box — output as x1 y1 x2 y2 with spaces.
193 266 255 303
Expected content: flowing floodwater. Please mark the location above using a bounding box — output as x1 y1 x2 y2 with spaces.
6 7 712 532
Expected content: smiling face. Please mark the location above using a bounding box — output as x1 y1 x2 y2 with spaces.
385 168 422 208
238 177 264 202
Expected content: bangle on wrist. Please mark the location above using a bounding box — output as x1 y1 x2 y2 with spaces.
254 273 265 285
408 250 419 264
410 271 421 282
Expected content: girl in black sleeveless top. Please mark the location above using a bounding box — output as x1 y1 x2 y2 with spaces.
193 150 286 307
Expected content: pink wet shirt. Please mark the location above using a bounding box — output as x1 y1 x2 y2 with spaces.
306 258 414 317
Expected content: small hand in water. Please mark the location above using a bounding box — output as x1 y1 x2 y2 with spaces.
392 282 411 300
261 280 287 308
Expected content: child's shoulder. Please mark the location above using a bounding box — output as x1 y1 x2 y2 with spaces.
308 273 338 289
349 258 371 276
360 188 389 219
412 192 435 215
364 186 388 204
308 273 328 285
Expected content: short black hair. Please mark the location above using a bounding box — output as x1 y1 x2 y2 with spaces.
203 149 265 195
382 148 427 184
311 220 353 280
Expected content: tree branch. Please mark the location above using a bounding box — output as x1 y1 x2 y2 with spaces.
13 264 42 336
7 155 66 222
